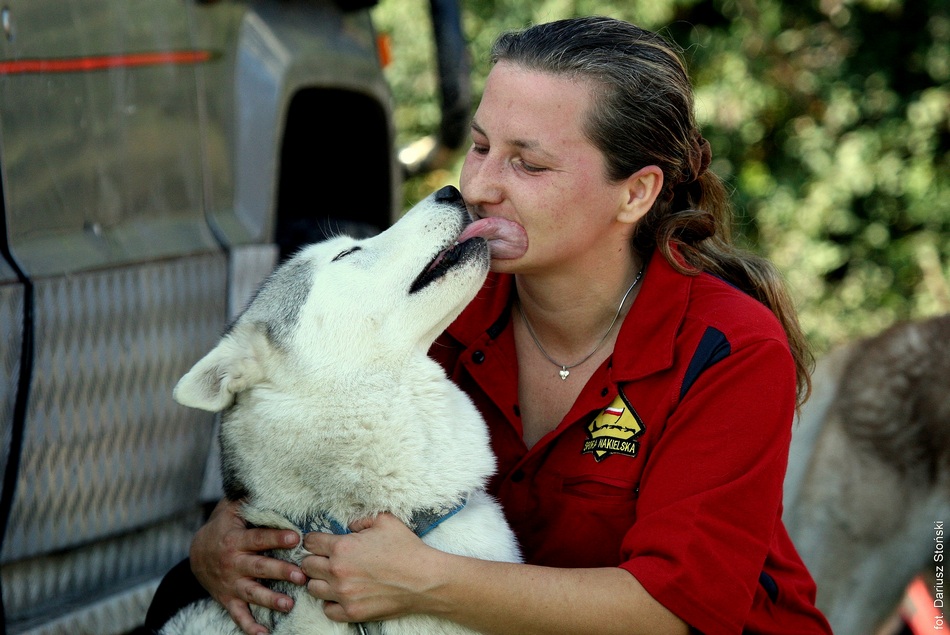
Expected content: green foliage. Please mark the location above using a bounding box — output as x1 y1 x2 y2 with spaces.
373 0 950 352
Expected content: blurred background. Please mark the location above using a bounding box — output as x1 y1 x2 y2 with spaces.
375 0 950 355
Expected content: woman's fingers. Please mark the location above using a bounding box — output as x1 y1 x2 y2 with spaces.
298 515 435 623
189 498 308 633
243 525 301 553
223 597 270 635
238 549 307 586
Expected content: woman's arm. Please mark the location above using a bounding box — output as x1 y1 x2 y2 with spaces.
191 499 308 635
301 513 688 635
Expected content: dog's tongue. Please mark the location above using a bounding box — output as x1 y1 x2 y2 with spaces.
458 217 528 260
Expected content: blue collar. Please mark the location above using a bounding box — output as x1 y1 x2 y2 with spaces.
295 497 468 538
271 499 468 635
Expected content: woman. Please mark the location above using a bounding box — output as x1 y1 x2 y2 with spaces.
149 16 831 635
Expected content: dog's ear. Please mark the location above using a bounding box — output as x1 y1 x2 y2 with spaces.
173 327 267 412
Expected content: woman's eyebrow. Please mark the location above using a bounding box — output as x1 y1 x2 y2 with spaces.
470 119 555 159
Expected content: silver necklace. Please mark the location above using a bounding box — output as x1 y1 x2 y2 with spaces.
517 268 644 380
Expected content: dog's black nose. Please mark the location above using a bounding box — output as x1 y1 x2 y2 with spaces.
434 185 463 204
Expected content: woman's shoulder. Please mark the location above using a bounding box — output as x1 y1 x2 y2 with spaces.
685 270 791 349
642 248 790 349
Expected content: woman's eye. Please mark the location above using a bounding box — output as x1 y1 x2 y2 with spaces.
517 159 547 174
332 246 361 262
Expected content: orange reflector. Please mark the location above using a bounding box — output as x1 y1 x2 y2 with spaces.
376 32 392 68
901 575 944 634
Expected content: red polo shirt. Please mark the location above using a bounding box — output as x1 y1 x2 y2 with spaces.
429 249 831 635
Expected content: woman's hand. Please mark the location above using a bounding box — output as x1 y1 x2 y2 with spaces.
300 511 686 635
190 499 308 635
301 513 440 624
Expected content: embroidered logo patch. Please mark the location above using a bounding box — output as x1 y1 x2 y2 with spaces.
582 392 644 462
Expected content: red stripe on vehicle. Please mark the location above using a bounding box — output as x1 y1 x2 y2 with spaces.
0 50 213 75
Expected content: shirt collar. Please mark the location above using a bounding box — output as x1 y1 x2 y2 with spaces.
611 248 691 381
445 249 692 382
446 272 515 345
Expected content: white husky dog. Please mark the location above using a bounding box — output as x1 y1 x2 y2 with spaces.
161 186 524 635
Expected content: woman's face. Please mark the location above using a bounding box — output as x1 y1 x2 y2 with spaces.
459 62 636 275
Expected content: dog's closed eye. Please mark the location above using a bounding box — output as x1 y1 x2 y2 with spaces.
332 246 362 262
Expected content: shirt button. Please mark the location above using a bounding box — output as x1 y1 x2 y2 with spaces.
472 350 486 364
510 469 525 483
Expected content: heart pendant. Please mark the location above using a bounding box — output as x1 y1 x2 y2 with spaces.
559 368 570 380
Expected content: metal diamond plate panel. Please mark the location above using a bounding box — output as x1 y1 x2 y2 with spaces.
0 278 25 486
2 513 198 632
1 253 227 564
12 581 159 635
227 243 278 320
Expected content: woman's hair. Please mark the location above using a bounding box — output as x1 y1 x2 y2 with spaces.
491 16 813 406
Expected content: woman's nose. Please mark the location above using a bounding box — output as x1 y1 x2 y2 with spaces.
460 154 503 206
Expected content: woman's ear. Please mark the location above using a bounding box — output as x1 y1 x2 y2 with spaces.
617 165 664 225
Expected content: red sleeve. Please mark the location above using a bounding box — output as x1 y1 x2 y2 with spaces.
620 336 796 635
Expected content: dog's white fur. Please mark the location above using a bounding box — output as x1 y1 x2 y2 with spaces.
160 189 521 635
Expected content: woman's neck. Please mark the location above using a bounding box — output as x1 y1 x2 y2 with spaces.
513 256 644 363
